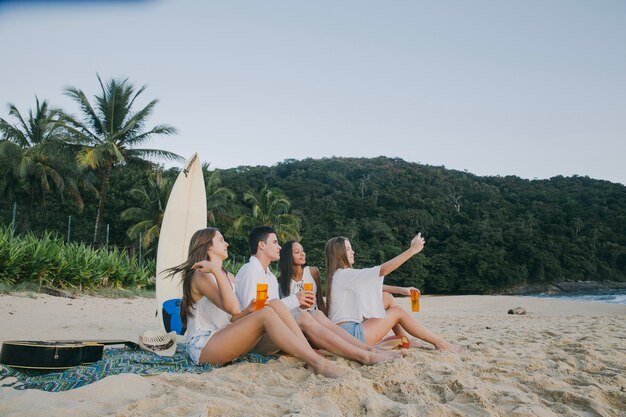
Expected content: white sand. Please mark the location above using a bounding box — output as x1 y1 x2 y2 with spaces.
1 293 625 417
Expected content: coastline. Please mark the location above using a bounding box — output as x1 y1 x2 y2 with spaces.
495 280 626 296
1 293 625 417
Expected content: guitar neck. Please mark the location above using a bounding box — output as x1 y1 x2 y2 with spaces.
54 339 139 348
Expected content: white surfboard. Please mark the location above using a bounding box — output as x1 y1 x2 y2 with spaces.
155 153 207 334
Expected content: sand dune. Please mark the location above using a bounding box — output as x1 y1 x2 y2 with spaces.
1 293 624 417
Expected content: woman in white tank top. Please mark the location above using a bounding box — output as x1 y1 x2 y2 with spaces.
165 228 348 378
278 241 325 313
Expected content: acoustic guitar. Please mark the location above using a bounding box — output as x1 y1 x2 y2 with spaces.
0 340 138 370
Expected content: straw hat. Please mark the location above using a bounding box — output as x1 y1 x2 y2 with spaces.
138 330 178 356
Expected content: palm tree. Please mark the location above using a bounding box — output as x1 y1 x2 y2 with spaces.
121 169 173 253
234 186 301 241
202 163 237 225
62 75 181 243
0 98 84 208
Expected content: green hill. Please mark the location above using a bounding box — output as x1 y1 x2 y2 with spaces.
218 157 626 293
2 156 624 294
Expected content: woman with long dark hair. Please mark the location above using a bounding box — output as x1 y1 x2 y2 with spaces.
278 240 325 313
165 228 347 378
325 234 461 352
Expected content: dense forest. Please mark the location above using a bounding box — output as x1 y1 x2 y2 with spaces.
2 156 625 293
217 157 626 292
1 78 624 293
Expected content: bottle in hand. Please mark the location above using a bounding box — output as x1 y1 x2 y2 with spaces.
410 289 420 312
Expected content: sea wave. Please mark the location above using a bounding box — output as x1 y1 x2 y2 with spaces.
529 289 626 305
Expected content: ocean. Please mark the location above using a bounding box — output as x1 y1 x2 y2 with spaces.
527 289 626 306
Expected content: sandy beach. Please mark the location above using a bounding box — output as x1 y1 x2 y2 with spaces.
1 293 625 417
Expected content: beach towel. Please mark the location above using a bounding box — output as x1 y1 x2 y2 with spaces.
0 344 273 392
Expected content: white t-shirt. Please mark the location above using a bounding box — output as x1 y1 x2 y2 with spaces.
328 266 386 324
234 256 300 312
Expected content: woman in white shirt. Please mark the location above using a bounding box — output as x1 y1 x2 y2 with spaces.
166 228 347 378
325 233 461 352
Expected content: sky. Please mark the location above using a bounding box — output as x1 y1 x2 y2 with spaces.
1 0 625 184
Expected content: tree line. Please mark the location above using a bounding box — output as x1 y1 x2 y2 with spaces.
2 77 625 293
216 157 626 293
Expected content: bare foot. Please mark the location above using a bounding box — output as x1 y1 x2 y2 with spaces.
314 349 333 357
435 341 462 353
372 345 406 357
313 359 349 378
363 350 399 365
408 339 434 349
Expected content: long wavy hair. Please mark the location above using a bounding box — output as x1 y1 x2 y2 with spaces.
164 228 219 327
278 240 298 297
324 236 351 316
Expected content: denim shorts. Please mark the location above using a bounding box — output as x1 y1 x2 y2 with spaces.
186 330 213 364
338 321 365 343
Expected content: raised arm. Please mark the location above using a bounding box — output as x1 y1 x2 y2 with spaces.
192 260 241 315
379 233 425 277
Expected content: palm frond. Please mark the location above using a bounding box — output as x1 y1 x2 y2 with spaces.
59 113 101 145
121 207 149 221
127 83 148 111
76 147 105 169
122 99 158 137
126 148 183 163
124 124 178 147
0 120 29 148
7 103 30 139
126 220 154 239
64 87 105 136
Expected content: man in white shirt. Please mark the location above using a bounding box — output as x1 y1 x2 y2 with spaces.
235 226 399 365
235 227 311 315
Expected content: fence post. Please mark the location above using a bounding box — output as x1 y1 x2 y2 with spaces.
11 201 16 234
67 215 72 243
138 232 143 269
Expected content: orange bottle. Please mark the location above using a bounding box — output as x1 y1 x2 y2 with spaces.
410 289 420 312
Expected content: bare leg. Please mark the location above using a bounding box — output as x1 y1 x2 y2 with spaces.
297 312 396 365
309 310 401 358
362 306 461 352
383 292 426 348
200 308 347 378
266 299 309 345
383 292 410 338
310 310 373 350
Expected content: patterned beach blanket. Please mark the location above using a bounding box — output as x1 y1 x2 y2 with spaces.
0 344 273 392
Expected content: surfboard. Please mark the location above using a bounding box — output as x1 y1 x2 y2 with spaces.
155 153 207 335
